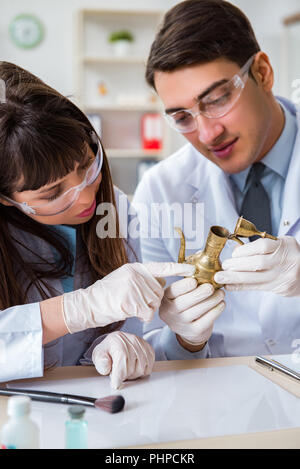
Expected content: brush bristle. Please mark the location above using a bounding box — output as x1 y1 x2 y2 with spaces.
95 395 125 413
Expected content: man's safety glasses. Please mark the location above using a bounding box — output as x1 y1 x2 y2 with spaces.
164 54 255 134
0 133 103 217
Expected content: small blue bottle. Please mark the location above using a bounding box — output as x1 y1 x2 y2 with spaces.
65 406 88 449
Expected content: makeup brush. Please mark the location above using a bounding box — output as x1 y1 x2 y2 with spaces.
0 387 125 414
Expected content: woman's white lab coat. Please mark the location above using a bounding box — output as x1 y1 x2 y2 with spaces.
0 188 142 382
133 97 300 359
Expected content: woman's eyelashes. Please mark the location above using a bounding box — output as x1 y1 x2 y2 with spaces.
45 192 61 201
38 156 95 202
40 190 61 202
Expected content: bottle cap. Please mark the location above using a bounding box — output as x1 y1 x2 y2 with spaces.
68 405 86 419
7 396 31 417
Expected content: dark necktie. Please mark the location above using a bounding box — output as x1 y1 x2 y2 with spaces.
240 162 272 241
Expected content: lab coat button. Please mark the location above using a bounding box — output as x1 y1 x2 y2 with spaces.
191 197 198 204
283 220 290 226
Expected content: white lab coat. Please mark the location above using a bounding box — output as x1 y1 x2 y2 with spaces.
133 97 300 358
0 188 142 382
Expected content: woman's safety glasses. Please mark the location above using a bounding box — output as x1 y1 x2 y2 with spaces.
0 133 103 216
164 54 255 134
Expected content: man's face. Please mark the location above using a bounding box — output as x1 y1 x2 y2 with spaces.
154 57 274 174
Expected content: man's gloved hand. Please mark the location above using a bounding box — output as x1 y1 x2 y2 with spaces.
214 236 300 297
92 331 155 389
62 262 195 333
159 277 225 347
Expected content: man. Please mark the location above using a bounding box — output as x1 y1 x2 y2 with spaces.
133 0 300 359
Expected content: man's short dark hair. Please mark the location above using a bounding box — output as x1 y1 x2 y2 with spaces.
146 0 260 89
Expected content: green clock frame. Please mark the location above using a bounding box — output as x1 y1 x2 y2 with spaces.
9 14 44 49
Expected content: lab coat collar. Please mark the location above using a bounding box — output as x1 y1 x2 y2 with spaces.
278 100 300 236
230 98 297 193
262 100 296 180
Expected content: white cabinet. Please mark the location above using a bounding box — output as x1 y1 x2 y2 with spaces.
74 9 169 196
281 13 300 101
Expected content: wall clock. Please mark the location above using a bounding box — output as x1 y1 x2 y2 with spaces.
9 14 44 49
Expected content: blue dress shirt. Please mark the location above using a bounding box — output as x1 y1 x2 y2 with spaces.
50 225 76 293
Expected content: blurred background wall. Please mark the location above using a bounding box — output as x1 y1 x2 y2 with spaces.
1 0 300 196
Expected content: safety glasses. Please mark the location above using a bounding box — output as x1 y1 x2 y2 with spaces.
0 133 103 216
164 54 255 133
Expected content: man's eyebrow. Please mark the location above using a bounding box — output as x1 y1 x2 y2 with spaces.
165 78 228 114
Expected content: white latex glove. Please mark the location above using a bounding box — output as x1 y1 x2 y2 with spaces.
214 236 300 297
92 331 155 389
159 277 225 346
62 262 195 333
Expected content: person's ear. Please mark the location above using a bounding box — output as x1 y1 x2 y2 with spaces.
251 52 274 93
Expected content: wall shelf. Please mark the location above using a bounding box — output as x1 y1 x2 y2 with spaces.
74 8 168 196
82 56 146 64
84 103 161 112
106 148 165 158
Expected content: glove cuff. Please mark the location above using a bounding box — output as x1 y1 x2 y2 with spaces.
176 334 207 351
61 294 74 334
62 289 96 334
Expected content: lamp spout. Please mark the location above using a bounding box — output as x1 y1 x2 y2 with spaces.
175 227 186 263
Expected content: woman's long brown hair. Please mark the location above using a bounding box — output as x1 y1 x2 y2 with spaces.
0 61 132 314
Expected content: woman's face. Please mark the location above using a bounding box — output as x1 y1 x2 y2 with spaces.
0 146 103 225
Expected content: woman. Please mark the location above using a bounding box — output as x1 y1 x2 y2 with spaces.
0 62 193 388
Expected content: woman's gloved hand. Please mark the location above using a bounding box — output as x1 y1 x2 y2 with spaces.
92 331 155 389
159 277 225 348
214 236 300 297
62 262 195 333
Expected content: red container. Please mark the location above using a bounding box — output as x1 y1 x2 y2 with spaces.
141 113 163 150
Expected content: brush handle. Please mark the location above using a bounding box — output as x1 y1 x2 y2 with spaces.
0 387 96 407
